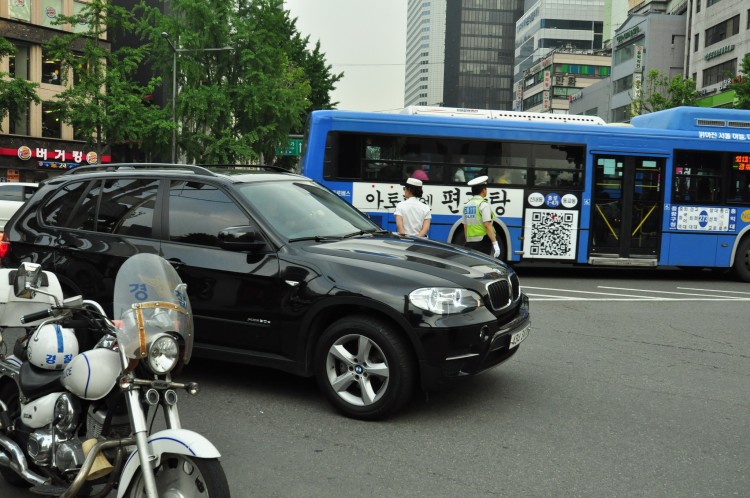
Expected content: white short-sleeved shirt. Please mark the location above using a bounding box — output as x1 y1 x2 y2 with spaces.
394 197 431 236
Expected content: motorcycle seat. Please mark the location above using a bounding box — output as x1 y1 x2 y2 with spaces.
19 362 64 401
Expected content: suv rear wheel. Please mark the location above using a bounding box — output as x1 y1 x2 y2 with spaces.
314 316 415 420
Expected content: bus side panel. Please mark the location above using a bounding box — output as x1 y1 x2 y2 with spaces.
662 233 719 266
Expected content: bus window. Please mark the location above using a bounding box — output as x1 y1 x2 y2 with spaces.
673 150 723 203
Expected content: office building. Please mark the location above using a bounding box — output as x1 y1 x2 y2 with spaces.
687 0 750 108
404 0 525 110
0 0 113 181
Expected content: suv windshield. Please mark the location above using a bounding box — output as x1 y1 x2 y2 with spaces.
237 180 381 240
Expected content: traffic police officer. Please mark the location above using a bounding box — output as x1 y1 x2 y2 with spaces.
462 175 501 258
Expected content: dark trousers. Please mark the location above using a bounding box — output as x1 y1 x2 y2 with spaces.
465 236 492 255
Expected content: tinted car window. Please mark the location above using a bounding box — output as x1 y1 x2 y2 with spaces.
237 180 379 239
41 180 92 227
97 178 159 236
168 181 248 246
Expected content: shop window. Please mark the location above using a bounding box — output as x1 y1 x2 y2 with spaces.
9 104 30 136
42 50 63 85
42 102 62 138
9 0 32 21
9 43 30 80
73 1 90 33
41 0 63 29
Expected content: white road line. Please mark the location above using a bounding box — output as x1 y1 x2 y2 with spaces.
523 286 659 299
523 285 750 302
677 287 750 295
597 286 749 300
527 296 749 301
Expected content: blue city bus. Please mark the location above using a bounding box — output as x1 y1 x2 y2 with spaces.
299 106 750 281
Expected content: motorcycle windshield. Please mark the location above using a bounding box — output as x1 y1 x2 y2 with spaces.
113 254 193 364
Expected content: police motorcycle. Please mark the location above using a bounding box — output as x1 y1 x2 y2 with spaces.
0 253 230 497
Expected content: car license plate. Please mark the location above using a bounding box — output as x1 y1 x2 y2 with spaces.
509 325 530 349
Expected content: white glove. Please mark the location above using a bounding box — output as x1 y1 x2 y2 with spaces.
492 241 500 258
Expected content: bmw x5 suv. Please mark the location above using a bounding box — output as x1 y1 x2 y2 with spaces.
0 164 530 419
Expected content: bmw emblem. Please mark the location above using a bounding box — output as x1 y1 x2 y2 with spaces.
354 364 364 375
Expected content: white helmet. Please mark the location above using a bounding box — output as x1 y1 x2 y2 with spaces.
26 324 78 371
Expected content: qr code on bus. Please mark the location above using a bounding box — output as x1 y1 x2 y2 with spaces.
524 209 578 260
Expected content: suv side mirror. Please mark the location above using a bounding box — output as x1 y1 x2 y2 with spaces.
13 262 44 299
218 226 266 251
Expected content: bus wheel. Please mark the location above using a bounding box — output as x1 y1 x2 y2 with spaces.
733 237 750 282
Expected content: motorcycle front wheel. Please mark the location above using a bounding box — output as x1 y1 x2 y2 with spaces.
125 454 230 497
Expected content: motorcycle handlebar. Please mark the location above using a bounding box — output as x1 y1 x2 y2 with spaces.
20 308 54 324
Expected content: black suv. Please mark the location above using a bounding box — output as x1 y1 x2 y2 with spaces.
0 164 530 419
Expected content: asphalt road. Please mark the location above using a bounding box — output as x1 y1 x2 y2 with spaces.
1 266 748 497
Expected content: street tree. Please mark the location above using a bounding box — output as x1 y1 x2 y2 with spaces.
637 69 700 114
136 0 341 165
0 37 41 133
730 53 750 110
43 0 171 160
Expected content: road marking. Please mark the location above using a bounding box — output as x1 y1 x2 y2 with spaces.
599 286 750 300
677 287 750 295
522 285 750 302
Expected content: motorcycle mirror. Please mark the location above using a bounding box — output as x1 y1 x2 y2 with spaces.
13 262 44 299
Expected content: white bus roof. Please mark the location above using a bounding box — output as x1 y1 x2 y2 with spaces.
398 106 606 125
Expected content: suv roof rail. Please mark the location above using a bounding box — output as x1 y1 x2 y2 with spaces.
67 163 217 176
201 164 296 174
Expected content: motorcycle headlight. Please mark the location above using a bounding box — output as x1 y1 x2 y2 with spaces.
147 335 179 374
54 393 80 434
409 288 483 315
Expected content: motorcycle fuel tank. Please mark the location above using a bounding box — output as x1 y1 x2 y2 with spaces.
61 348 121 400
21 392 63 429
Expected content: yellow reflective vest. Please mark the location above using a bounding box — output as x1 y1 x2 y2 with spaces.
463 196 495 242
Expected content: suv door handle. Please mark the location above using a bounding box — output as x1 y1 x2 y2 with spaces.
167 258 184 270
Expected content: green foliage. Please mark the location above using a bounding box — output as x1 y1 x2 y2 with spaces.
0 37 41 133
638 69 700 115
135 0 341 165
730 53 750 110
43 0 171 158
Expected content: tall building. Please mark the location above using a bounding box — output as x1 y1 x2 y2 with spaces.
0 0 112 181
687 0 750 108
443 0 525 109
404 0 525 110
513 0 606 93
404 0 446 106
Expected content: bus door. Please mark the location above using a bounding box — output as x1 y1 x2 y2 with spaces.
590 154 664 259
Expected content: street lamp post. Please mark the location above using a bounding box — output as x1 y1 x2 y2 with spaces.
161 32 233 163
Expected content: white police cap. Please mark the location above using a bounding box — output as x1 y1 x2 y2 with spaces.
467 175 488 186
403 178 423 187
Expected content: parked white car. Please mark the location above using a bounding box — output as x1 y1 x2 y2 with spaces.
0 182 38 231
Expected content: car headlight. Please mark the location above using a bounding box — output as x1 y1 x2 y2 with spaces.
147 335 179 374
409 288 483 314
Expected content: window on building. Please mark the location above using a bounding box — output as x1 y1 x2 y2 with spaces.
9 0 32 21
613 75 633 94
8 42 30 80
694 34 699 52
706 0 723 7
702 58 737 87
42 102 62 138
42 50 63 85
614 40 639 66
705 15 740 48
73 0 90 33
42 0 63 29
8 104 30 136
611 105 631 123
696 0 701 13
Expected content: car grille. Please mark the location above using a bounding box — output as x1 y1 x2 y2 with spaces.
486 274 520 311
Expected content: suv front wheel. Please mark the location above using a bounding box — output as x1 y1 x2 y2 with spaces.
314 316 416 420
